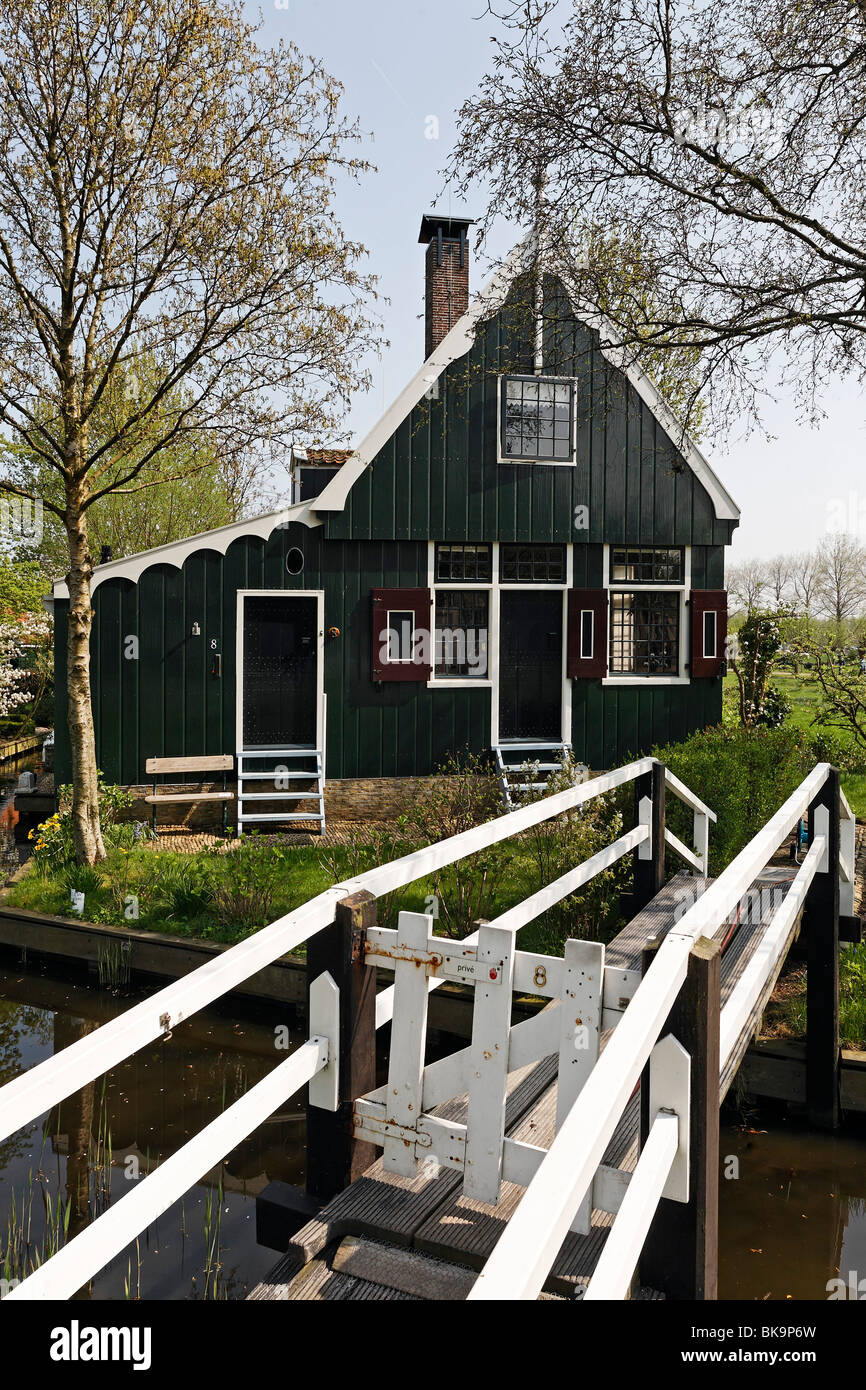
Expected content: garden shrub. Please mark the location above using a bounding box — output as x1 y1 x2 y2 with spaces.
510 751 629 951
29 776 144 870
396 749 506 939
652 724 815 875
207 836 286 937
841 944 866 1049
807 728 863 773
153 857 215 922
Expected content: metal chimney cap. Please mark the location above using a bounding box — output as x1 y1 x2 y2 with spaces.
418 213 475 244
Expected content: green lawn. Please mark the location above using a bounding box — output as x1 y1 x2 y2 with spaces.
723 670 866 817
6 831 629 955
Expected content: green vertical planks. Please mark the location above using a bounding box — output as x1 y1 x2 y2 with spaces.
96 581 121 784
120 581 139 783
184 555 207 760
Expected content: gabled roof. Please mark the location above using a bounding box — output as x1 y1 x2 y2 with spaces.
52 234 739 600
312 239 740 523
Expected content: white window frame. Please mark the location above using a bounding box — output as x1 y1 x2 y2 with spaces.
427 541 573 746
496 374 578 467
236 589 326 752
602 544 690 686
384 608 417 664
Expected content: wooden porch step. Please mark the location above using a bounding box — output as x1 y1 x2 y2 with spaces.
238 792 322 802
238 770 319 780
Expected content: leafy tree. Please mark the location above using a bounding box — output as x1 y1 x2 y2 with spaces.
0 1 380 862
729 607 792 728
449 0 866 440
796 629 866 760
3 355 276 576
0 554 46 620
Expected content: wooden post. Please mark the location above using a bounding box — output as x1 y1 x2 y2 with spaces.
305 890 378 1204
805 767 841 1130
639 935 720 1300
639 937 661 1157
632 761 666 912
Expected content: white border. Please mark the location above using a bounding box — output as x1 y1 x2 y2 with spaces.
235 589 325 752
313 236 739 522
384 608 417 664
602 544 690 686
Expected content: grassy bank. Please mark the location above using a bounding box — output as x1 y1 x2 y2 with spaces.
723 669 866 817
7 798 631 956
761 945 866 1051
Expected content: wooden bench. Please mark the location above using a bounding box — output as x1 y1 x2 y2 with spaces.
144 755 234 835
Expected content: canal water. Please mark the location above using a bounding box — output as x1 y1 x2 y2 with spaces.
718 1111 866 1300
0 957 308 1299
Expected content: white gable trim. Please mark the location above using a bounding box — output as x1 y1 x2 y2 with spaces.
51 500 319 599
311 242 532 514
314 239 740 524
559 277 740 523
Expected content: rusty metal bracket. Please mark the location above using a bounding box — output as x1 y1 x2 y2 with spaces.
363 930 503 986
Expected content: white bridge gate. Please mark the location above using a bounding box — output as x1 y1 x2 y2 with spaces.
356 913 664 1233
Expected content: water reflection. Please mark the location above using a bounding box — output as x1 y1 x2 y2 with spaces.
719 1117 866 1301
0 957 305 1299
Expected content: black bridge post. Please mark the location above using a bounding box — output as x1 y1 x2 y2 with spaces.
805 767 841 1130
305 890 379 1204
639 935 721 1300
255 890 378 1252
632 761 666 913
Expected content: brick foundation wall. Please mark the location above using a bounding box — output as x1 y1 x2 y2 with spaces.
120 776 464 831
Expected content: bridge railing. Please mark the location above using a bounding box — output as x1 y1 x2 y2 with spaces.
0 754 710 1300
468 762 841 1301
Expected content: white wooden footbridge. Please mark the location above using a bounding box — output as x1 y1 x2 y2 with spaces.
0 757 856 1301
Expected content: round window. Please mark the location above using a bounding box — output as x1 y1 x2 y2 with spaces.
285 547 305 576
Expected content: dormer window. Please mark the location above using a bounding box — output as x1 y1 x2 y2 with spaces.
500 375 575 463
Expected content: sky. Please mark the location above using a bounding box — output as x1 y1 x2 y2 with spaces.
247 0 866 566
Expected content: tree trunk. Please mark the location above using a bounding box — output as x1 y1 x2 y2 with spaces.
65 481 105 865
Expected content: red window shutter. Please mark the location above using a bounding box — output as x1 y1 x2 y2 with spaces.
690 590 728 677
567 589 608 679
371 587 432 682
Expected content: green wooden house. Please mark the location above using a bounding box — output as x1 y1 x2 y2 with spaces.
50 216 739 829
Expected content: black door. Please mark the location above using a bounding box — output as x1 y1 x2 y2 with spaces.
498 590 563 741
242 596 318 748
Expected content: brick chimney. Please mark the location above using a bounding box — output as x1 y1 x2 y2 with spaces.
418 213 474 358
